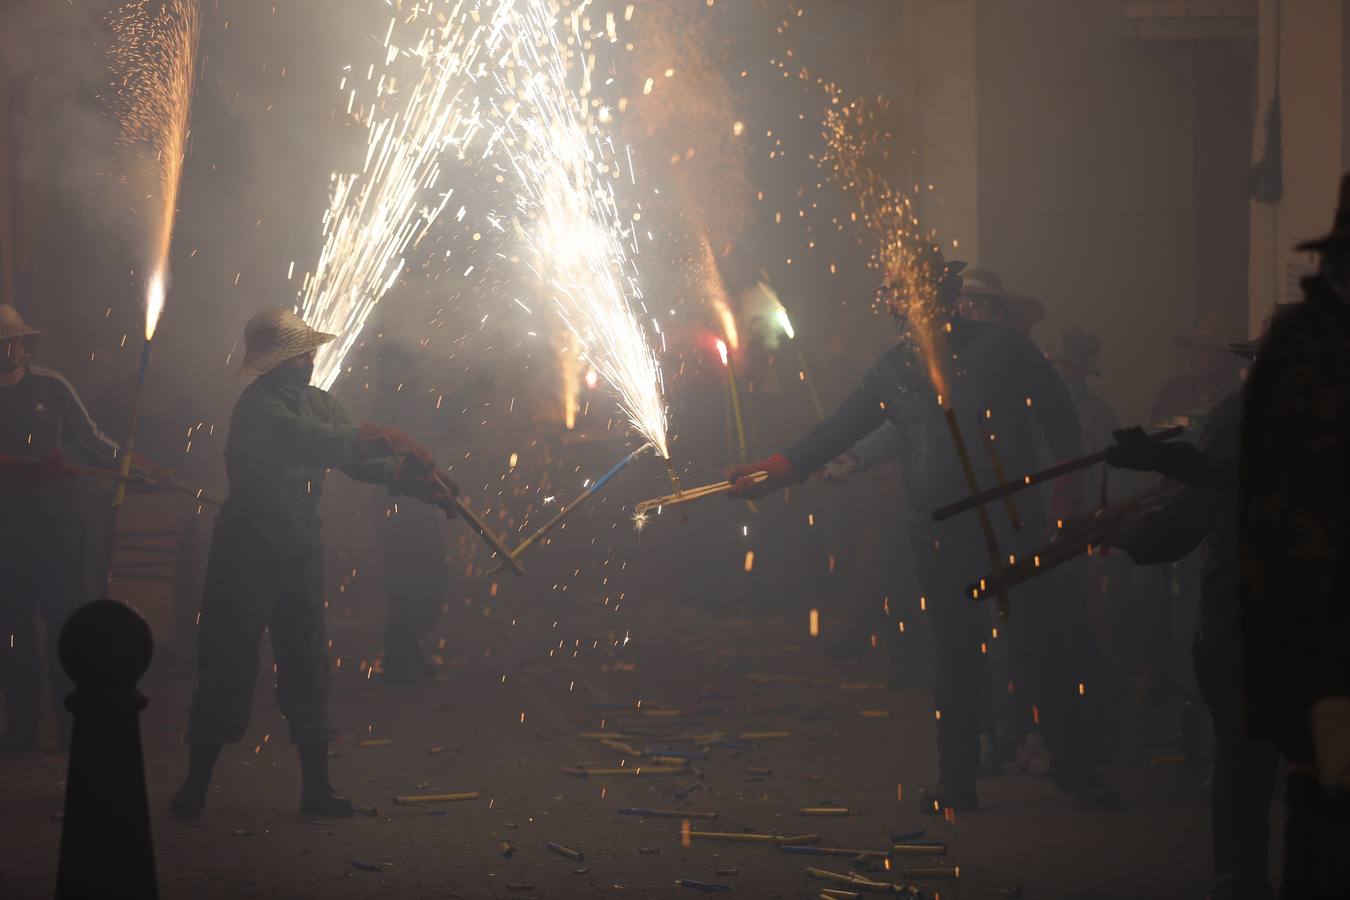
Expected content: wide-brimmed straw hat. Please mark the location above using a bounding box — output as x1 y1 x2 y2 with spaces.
1297 172 1350 252
1046 326 1102 376
0 304 43 344
239 308 335 376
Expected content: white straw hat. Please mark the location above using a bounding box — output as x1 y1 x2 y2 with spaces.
0 304 43 343
239 308 335 376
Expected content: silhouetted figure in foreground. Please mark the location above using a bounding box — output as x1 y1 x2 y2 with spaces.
56 599 157 899
1107 393 1276 900
1241 174 1350 898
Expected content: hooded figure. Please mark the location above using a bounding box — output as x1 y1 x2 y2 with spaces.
726 246 1120 814
171 309 458 818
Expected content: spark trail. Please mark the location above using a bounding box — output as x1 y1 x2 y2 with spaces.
107 0 201 340
488 0 670 458
298 2 513 389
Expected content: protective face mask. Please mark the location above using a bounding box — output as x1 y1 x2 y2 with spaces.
263 361 314 400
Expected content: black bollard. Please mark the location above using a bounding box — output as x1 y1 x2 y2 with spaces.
55 599 158 900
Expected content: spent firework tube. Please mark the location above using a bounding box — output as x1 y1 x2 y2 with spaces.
391 791 479 805
546 841 584 861
891 843 946 856
618 808 718 820
905 866 959 879
689 831 821 844
780 846 890 859
804 867 910 893
674 879 732 893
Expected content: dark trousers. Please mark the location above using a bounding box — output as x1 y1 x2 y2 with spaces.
1282 774 1350 899
0 530 82 733
912 529 1091 788
1194 632 1277 897
187 532 334 746
378 504 447 661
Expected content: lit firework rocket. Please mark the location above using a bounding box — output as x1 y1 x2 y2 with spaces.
821 93 948 396
823 92 1009 616
489 0 670 460
106 0 200 506
298 3 514 390
107 0 200 341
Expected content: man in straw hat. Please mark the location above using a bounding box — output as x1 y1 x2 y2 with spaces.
171 309 458 818
0 304 164 751
1239 173 1350 897
725 245 1121 813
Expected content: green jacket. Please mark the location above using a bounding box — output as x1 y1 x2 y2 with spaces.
215 378 398 557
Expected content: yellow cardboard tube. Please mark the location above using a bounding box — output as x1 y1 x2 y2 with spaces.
392 791 480 805
689 831 820 844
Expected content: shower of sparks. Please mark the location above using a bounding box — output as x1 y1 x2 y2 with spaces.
822 93 950 397
697 231 739 351
298 3 512 390
490 0 670 459
107 0 201 341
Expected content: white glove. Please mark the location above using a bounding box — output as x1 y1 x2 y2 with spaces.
1311 696 1350 794
822 450 862 484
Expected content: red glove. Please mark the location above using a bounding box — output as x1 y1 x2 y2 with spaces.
724 453 796 500
358 423 435 469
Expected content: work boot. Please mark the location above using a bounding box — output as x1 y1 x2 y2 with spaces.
918 782 978 816
170 742 222 818
298 742 354 817
1050 767 1122 811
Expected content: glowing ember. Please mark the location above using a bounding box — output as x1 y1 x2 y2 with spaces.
106 0 201 341
715 338 729 367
